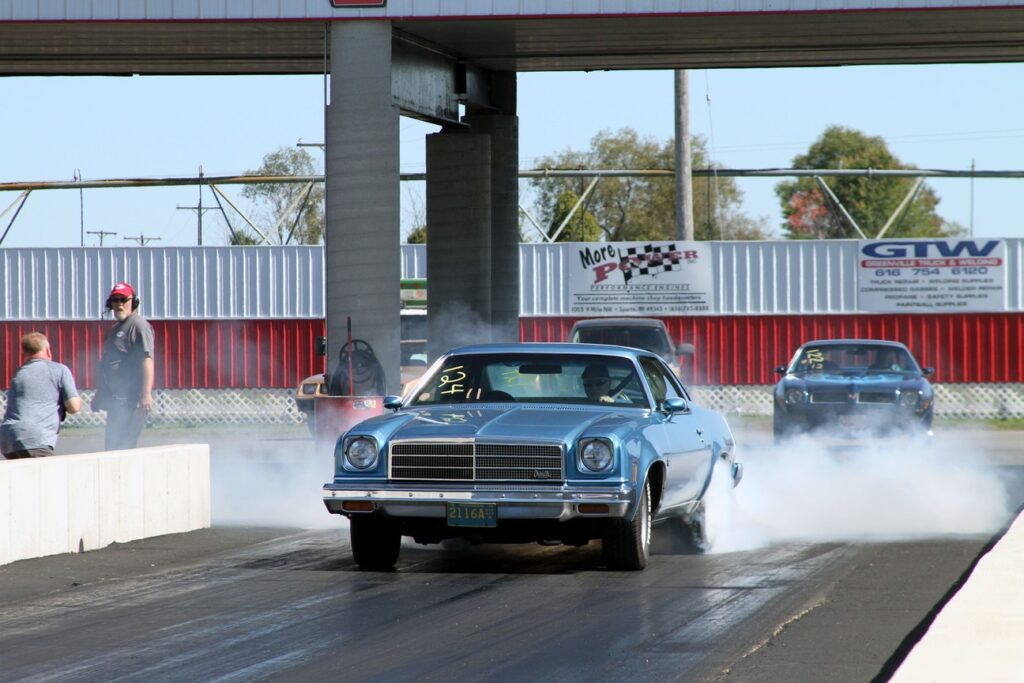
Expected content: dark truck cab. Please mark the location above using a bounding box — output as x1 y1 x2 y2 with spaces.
567 318 694 379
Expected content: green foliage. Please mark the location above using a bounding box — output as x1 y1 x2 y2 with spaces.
774 126 964 239
227 230 260 246
546 189 602 241
530 127 769 242
240 147 325 245
406 224 427 244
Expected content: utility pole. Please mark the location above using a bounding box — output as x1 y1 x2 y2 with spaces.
176 165 207 245
86 229 117 246
75 168 84 247
124 234 161 246
176 201 214 246
970 158 976 236
674 70 695 241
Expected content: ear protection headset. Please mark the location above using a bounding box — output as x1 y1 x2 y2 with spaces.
105 293 141 311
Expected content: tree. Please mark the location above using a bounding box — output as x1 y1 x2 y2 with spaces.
530 127 769 242
545 189 602 242
775 126 964 239
406 224 427 244
235 147 325 245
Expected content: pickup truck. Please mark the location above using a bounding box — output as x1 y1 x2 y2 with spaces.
567 317 694 380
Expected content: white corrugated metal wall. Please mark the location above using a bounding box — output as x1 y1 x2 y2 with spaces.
1 240 1019 320
0 245 426 320
519 239 1023 316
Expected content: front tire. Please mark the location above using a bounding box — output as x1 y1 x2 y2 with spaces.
603 480 651 570
350 515 401 570
772 411 792 443
687 499 715 552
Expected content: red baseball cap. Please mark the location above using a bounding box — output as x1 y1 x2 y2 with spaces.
108 282 135 300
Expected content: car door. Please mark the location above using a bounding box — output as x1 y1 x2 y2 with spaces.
639 357 713 511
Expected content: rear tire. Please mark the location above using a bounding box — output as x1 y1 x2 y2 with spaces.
350 515 401 570
603 480 651 570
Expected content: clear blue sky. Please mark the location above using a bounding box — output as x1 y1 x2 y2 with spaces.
1 62 1022 248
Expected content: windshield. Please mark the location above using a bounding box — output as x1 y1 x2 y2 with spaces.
410 353 648 407
790 344 920 374
572 326 673 357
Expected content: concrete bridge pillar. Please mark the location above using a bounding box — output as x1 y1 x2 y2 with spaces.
425 130 493 360
325 21 401 394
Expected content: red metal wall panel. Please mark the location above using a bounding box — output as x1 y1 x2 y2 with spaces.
1 320 327 390
520 313 1024 385
4 314 1022 390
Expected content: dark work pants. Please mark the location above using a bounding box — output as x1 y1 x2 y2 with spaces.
2 446 54 459
104 397 148 451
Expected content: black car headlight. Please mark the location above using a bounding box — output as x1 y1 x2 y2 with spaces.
900 390 921 408
784 388 807 406
344 436 379 470
579 438 614 472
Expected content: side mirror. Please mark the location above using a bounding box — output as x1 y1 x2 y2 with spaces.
383 395 403 412
775 365 787 375
663 396 690 419
314 336 327 357
923 367 935 377
675 343 695 357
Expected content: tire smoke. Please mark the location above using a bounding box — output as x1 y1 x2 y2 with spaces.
707 429 1012 554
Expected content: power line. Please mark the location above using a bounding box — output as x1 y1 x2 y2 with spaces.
122 233 160 246
86 231 117 246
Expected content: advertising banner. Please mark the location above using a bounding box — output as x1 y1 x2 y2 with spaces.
567 241 713 316
857 239 1007 312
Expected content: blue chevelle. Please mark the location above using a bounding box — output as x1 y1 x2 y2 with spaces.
773 338 935 441
323 343 743 571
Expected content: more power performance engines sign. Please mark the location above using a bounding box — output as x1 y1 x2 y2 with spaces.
857 239 1007 312
568 241 713 315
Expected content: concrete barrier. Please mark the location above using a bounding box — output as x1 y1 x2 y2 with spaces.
0 445 210 566
891 510 1024 683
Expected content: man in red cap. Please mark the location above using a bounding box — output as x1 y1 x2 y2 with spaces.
93 282 156 450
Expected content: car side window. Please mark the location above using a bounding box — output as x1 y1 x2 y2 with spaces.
640 357 685 409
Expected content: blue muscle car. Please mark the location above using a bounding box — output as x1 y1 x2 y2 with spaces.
773 339 935 441
323 343 743 571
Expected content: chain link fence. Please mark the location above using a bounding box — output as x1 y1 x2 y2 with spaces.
1 385 1022 427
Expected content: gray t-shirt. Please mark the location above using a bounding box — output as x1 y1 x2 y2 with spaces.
99 314 156 401
1 359 80 453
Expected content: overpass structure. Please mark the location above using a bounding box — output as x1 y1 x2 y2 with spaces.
3 0 1024 390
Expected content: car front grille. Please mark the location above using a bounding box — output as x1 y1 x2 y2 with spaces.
810 391 848 404
810 390 897 405
389 442 564 482
858 391 897 404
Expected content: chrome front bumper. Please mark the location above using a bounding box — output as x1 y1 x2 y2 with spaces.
322 482 635 520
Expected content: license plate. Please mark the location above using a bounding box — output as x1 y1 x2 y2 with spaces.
446 502 497 528
838 415 868 428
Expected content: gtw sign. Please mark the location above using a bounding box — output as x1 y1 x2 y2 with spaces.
857 239 1007 312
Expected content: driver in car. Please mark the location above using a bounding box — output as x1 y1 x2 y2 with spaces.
582 363 628 404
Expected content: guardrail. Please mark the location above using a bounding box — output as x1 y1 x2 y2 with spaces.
0 444 210 566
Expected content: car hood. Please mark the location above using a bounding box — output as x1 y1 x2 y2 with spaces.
350 405 643 445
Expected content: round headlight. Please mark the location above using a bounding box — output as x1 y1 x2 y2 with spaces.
900 391 921 408
580 439 613 472
345 437 378 470
784 388 807 405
